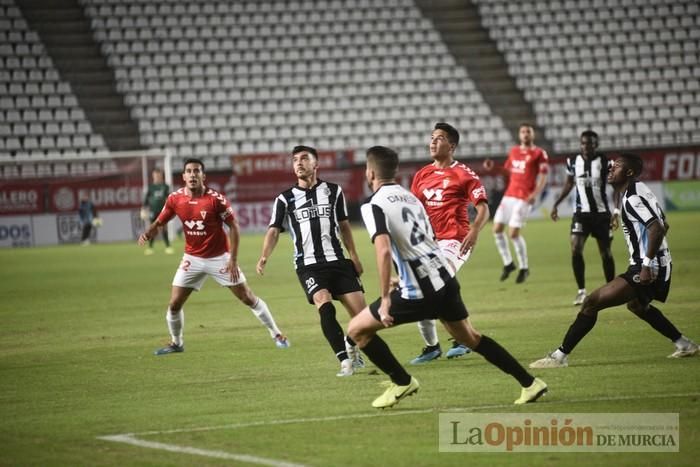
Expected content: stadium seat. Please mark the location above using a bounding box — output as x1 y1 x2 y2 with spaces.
73 0 511 159
474 0 700 150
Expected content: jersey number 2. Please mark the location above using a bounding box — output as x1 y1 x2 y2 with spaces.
402 207 427 246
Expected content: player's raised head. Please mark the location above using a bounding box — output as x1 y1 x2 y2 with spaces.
366 146 399 181
433 122 459 146
292 145 318 160
618 153 643 177
609 153 643 187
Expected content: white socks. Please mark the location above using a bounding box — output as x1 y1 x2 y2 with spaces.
552 349 567 360
512 235 528 269
495 232 528 269
167 309 184 346
250 297 281 338
494 232 513 265
417 319 439 347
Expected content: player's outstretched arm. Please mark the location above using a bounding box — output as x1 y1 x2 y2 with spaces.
257 227 280 275
138 219 163 246
338 219 363 276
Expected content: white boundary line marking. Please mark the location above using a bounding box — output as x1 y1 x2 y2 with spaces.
98 392 700 464
97 434 309 467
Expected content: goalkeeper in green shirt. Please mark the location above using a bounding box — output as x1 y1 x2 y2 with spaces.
142 168 173 255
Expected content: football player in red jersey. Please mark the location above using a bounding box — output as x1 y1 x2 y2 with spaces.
486 123 549 284
407 122 490 364
139 158 289 355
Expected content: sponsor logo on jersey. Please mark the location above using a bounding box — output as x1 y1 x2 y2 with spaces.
423 188 444 207
511 159 527 173
472 186 487 199
294 204 332 221
184 219 207 236
422 188 444 201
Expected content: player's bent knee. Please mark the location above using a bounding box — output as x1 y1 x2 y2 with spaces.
312 290 332 307
347 321 368 347
580 296 600 317
626 300 645 316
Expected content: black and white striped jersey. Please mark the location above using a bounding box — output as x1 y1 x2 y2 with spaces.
566 153 610 214
621 181 671 273
269 180 348 269
361 183 453 300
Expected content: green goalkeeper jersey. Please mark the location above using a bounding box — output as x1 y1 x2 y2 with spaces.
144 183 170 214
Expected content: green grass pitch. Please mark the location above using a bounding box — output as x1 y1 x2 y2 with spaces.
1 212 698 466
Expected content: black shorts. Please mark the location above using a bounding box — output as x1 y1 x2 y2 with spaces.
296 259 364 304
368 277 468 325
620 263 671 306
570 212 612 243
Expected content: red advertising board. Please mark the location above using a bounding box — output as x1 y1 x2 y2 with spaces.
230 150 362 202
0 183 45 215
3 146 699 218
47 179 143 212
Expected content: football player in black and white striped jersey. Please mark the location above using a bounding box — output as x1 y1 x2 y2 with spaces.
551 130 617 305
348 146 547 408
531 153 697 369
257 146 366 377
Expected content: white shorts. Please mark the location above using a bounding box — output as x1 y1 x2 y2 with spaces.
438 239 472 276
493 196 531 229
172 253 246 291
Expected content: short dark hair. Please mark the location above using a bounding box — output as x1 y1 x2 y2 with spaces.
519 122 535 131
292 145 318 159
580 130 599 140
619 153 643 177
366 146 398 179
183 158 205 172
434 122 459 145
152 167 163 174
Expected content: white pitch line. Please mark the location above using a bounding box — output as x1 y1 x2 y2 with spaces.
128 408 434 436
97 434 308 467
98 392 700 465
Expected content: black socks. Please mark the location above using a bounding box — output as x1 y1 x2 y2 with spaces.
560 312 598 354
319 302 348 361
361 335 411 386
473 335 535 388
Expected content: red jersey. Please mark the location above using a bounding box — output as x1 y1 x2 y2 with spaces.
157 186 235 258
503 145 549 200
411 161 488 241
